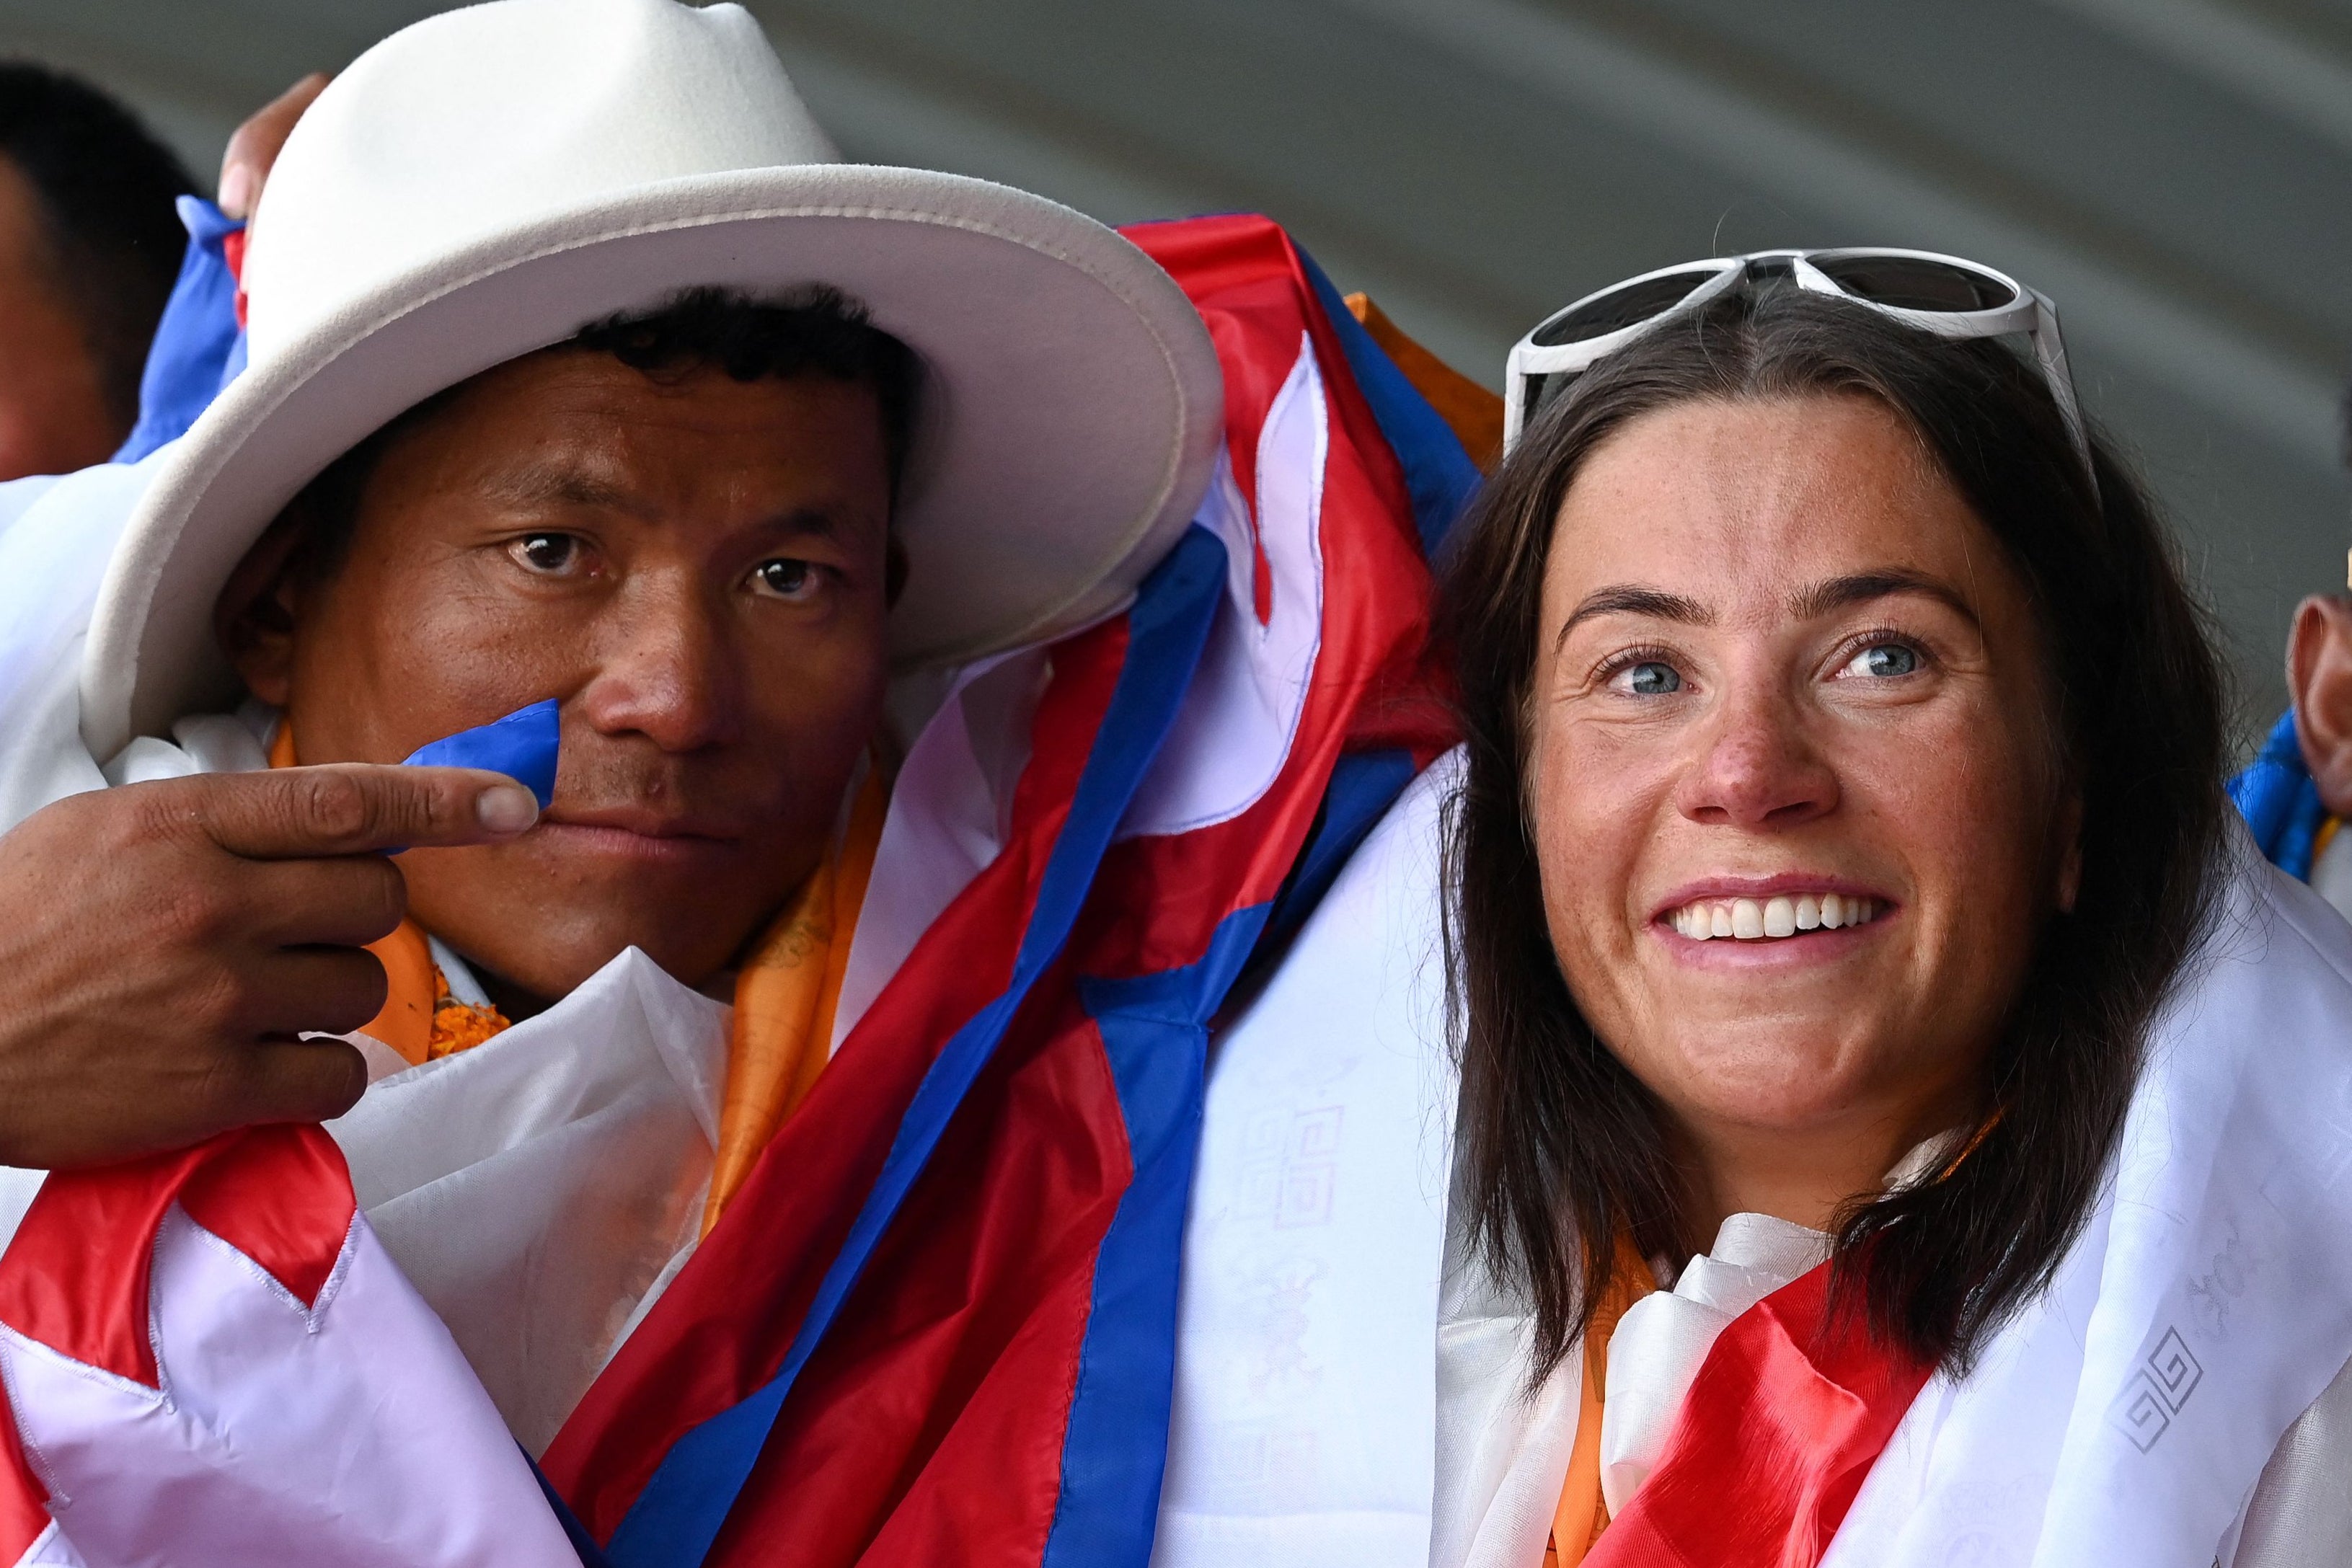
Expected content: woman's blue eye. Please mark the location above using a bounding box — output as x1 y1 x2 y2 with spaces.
1620 660 1681 696
1844 643 1919 678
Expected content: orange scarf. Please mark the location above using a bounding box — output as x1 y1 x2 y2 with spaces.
268 725 884 1230
1545 1239 1658 1567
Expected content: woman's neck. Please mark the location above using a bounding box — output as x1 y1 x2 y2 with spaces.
1671 1102 1968 1249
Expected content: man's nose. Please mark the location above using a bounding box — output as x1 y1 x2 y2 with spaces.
1671 678 1839 830
575 577 744 752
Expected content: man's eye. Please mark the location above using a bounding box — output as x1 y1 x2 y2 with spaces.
1609 660 1683 697
511 533 580 574
1839 642 1922 679
753 557 822 601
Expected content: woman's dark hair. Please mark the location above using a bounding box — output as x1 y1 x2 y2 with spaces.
0 61 197 429
1439 285 2227 1376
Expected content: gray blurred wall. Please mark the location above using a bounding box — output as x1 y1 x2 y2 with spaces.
8 0 2349 730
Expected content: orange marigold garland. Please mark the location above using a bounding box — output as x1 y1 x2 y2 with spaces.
427 969 511 1060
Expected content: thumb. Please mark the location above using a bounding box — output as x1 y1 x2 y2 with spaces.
184 763 539 861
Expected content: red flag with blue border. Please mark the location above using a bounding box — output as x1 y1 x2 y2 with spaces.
541 213 1473 1565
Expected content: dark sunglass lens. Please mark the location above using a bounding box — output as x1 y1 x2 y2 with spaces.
1531 270 1717 347
1810 254 2016 312
1523 370 1563 427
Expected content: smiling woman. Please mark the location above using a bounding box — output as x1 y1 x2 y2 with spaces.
1436 280 2251 1563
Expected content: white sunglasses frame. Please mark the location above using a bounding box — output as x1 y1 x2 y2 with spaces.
1500 247 2094 485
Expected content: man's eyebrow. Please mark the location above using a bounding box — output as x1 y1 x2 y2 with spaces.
1554 585 1711 651
477 463 650 518
1788 570 1981 628
473 469 844 541
761 505 841 542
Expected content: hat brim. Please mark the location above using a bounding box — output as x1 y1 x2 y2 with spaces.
80 164 1224 758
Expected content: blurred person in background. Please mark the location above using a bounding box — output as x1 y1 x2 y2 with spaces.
0 63 193 478
2237 390 2352 921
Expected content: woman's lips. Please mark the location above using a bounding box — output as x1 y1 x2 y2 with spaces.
1649 874 1897 949
1667 891 1882 941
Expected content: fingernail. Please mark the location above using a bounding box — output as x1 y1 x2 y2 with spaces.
476 784 538 833
218 164 255 218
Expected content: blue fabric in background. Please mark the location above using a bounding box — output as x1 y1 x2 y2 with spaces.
114 197 248 464
402 699 561 808
2229 708 2327 881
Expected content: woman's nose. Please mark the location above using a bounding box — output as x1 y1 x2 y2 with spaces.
575 579 744 752
1671 683 1839 829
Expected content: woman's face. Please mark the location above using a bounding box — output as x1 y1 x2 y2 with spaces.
1529 394 2077 1190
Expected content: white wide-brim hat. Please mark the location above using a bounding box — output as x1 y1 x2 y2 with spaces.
79 0 1223 759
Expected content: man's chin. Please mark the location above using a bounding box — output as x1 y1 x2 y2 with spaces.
402 838 798 1003
430 916 745 1007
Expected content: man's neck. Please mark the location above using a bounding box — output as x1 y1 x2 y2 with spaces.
471 960 554 1022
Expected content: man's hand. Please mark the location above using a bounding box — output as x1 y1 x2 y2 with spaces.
217 73 330 219
0 766 539 1168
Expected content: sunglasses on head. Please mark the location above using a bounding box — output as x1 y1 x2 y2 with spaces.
1503 247 2092 484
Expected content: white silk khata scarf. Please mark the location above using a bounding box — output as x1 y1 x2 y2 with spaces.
1164 750 2352 1568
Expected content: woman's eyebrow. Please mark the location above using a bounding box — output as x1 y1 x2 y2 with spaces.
1788 570 1981 628
1555 585 1710 651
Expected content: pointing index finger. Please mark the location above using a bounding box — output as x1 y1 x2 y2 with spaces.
192 764 539 860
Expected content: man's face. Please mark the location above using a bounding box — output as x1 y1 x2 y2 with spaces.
0 156 121 479
228 350 894 1004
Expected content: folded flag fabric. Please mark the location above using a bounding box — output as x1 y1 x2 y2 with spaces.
112 197 247 466
0 212 1472 1566
0 1125 580 1566
2231 709 2329 880
545 211 1468 1566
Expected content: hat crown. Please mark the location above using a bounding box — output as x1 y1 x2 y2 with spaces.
241 0 839 360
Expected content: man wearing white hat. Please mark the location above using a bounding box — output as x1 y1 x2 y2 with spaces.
0 0 1227 1536
0 0 1506 1558
0 2 1217 1178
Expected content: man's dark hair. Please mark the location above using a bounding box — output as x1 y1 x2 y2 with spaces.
1438 286 2228 1379
0 62 196 430
571 286 921 487
289 286 922 581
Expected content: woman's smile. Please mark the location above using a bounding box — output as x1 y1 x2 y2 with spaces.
1654 875 1893 944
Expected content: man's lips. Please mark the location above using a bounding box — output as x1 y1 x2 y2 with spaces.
539 805 737 840
529 807 740 862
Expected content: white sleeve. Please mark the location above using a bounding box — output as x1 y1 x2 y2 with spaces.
0 474 63 546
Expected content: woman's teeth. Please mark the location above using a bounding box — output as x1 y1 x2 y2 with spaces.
1668 892 1880 942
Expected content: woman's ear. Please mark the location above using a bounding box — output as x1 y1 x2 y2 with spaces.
212 508 311 707
2054 789 2084 913
2289 594 2352 818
